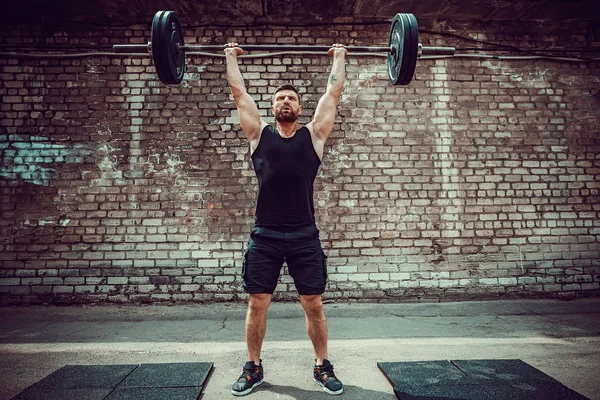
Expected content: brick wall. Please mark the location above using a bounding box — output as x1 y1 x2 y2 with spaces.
1 17 599 304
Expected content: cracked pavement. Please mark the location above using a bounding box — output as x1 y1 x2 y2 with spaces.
0 298 599 399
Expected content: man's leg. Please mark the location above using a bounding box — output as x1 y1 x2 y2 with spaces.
300 294 343 395
232 293 272 396
246 293 272 365
287 227 342 394
299 294 328 364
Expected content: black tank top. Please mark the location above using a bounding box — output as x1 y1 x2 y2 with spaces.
251 125 321 230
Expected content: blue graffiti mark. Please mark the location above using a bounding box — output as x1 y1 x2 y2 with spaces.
0 135 90 186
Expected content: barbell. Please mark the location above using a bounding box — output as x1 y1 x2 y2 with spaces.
113 11 456 86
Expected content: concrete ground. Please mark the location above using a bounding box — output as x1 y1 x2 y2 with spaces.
0 298 599 400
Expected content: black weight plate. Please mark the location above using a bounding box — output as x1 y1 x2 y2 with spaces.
387 14 404 85
398 13 418 86
159 11 185 84
152 11 170 84
157 10 175 84
170 12 186 83
397 13 412 85
157 10 174 84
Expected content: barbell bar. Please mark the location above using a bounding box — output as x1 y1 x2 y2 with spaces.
113 44 399 53
112 11 457 86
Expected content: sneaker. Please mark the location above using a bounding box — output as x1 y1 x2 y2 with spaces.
314 359 343 395
231 360 264 396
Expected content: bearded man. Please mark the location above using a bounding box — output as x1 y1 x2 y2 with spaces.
224 42 346 396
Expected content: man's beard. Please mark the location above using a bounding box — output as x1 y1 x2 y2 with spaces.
275 108 298 122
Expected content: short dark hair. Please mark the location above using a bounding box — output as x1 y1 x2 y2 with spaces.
273 83 300 100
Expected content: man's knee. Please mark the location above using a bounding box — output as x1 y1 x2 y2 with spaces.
248 293 272 313
300 295 325 319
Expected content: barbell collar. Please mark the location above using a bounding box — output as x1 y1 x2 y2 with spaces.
113 43 150 53
420 46 456 56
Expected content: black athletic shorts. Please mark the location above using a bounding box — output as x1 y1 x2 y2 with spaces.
242 224 328 295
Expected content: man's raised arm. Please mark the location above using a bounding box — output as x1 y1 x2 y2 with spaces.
307 44 347 156
224 44 266 149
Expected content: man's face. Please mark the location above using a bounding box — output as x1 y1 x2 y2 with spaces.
272 89 302 122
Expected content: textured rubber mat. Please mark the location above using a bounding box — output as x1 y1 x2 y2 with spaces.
377 359 589 400
11 362 213 400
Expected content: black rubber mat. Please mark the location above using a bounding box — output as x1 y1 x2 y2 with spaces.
377 359 589 400
11 362 213 400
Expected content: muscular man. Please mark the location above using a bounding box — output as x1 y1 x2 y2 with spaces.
225 43 346 396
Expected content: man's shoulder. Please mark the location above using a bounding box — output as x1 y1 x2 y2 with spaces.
257 122 271 136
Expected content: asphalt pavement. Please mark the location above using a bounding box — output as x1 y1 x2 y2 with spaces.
0 298 599 399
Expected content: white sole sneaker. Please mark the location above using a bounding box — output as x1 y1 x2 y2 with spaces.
314 378 344 395
231 379 263 396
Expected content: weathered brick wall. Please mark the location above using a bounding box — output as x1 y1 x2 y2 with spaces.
1 17 599 304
